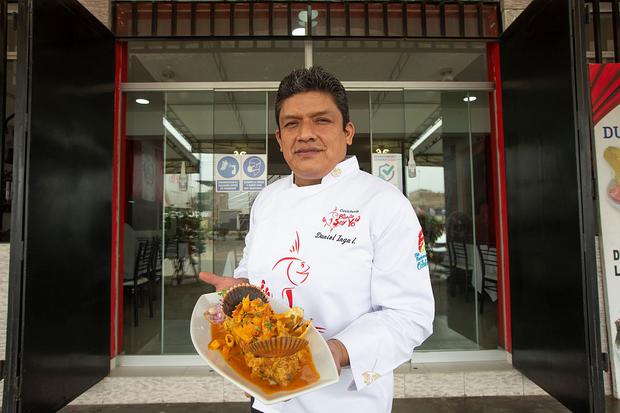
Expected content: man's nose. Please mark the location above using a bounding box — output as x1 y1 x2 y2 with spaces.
298 120 316 141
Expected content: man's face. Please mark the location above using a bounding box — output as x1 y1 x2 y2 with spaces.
276 91 355 186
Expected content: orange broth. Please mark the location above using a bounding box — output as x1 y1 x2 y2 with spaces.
211 323 320 393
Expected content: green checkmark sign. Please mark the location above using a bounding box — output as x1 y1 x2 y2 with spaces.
379 164 394 180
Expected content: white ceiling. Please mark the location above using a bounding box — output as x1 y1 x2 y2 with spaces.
125 39 491 162
128 39 488 83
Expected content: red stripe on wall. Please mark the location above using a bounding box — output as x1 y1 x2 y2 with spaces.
111 41 128 358
487 42 512 353
119 42 128 354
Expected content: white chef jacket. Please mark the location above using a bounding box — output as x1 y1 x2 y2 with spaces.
233 156 435 413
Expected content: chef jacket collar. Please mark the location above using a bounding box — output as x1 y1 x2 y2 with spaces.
290 156 360 188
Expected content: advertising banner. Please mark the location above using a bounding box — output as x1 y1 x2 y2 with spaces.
372 153 403 191
590 63 620 397
215 154 267 193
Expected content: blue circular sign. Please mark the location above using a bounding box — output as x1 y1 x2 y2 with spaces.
243 156 265 178
217 156 239 178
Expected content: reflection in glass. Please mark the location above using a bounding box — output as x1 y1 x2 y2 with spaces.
2 60 16 239
128 40 305 82
122 92 166 354
313 40 487 82
404 91 498 351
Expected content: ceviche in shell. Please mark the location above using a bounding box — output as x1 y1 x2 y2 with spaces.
205 284 319 390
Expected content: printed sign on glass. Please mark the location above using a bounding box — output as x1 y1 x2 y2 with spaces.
215 154 241 192
242 155 267 192
372 153 403 191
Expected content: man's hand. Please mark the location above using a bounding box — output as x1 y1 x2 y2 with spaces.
198 271 247 291
327 339 350 376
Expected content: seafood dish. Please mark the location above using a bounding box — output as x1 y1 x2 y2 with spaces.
205 284 319 391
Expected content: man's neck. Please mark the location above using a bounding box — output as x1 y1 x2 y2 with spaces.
293 176 322 187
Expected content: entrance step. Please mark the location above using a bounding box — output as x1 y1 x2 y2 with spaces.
69 361 549 405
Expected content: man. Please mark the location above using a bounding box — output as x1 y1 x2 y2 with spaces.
200 66 434 413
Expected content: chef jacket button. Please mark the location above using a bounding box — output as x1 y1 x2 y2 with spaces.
331 167 342 177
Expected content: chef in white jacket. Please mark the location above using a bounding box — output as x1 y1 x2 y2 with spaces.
200 66 435 413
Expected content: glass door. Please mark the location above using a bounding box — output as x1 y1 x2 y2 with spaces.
402 90 497 351
161 91 215 354
161 91 268 354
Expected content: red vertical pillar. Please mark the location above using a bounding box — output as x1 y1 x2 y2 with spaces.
111 41 128 358
487 42 512 353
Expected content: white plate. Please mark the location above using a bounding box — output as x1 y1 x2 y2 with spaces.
190 292 339 405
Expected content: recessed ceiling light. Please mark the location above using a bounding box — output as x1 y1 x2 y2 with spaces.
463 96 477 102
292 27 306 36
136 98 150 105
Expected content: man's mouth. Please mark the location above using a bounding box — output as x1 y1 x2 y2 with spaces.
294 148 324 155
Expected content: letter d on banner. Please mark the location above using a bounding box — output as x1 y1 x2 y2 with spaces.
614 250 620 260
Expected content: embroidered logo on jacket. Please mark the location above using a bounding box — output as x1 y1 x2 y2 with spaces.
415 229 428 270
272 231 311 307
269 232 326 334
321 207 361 232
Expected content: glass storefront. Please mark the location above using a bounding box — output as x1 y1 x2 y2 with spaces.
123 91 498 355
120 39 500 357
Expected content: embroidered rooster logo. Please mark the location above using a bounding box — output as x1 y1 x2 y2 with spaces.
272 231 311 308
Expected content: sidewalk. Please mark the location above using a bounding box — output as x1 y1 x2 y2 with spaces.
60 397 620 413
64 361 549 405
60 397 574 413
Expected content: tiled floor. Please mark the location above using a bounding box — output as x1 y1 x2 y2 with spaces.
67 361 549 405
58 396 594 413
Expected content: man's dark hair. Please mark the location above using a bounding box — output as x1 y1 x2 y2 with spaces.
275 66 350 129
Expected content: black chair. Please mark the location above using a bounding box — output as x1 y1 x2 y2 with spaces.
451 241 474 301
477 243 499 314
148 236 162 306
447 241 456 296
123 238 154 327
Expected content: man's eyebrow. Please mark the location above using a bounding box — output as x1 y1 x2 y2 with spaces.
310 111 334 118
283 110 334 118
280 114 301 120
280 110 334 120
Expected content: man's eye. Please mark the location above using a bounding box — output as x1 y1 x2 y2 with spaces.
316 118 331 124
285 121 298 128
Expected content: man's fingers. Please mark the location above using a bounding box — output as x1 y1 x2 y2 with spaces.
199 271 230 291
199 272 247 291
199 271 219 286
198 271 217 284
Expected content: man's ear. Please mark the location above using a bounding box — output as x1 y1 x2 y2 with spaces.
344 122 355 146
275 129 283 152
